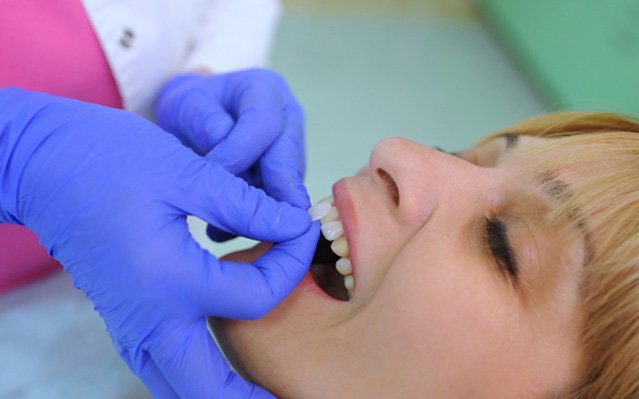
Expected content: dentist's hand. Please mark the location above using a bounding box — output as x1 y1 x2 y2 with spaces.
155 69 308 241
0 88 319 399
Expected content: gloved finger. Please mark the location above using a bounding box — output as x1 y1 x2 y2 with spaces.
187 221 320 319
259 104 309 209
205 86 284 175
176 94 236 155
248 221 319 314
157 85 235 155
239 163 264 190
176 162 311 243
149 320 276 399
205 166 262 243
197 109 235 154
137 357 180 399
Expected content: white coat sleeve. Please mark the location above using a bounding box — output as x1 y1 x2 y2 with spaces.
183 0 282 73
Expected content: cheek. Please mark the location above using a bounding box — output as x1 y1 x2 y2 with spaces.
370 250 521 394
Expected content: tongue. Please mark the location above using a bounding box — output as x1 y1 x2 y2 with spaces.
312 234 339 264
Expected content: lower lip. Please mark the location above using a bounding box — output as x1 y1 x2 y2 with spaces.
302 267 354 303
298 270 332 299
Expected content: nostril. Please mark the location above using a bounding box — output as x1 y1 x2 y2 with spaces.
376 168 400 206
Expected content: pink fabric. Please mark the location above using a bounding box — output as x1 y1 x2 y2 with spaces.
0 0 123 293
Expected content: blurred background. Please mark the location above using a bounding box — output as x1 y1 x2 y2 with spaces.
274 0 544 204
1 0 637 397
273 0 638 204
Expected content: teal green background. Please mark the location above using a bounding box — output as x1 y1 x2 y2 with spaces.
477 0 639 115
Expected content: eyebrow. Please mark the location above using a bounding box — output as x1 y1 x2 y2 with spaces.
539 173 594 265
500 133 594 267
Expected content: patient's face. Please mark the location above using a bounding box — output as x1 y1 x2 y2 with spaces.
211 136 587 398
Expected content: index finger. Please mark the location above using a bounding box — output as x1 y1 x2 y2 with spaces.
206 85 285 175
258 102 309 209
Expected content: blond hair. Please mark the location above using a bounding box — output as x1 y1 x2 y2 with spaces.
484 112 639 399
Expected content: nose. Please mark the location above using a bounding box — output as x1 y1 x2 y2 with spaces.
369 137 485 225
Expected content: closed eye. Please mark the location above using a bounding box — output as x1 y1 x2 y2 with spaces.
484 217 519 284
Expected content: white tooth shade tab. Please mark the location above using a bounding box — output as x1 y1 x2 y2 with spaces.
321 221 344 241
307 202 331 222
319 196 335 206
336 258 352 275
320 206 339 223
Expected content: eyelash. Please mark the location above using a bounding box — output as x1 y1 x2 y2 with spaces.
483 217 519 283
437 144 519 282
434 147 459 157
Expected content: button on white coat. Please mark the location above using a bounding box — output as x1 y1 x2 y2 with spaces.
119 28 135 48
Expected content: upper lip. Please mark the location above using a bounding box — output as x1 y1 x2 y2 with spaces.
332 179 358 294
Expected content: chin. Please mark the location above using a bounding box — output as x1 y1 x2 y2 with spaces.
209 286 313 397
208 237 352 397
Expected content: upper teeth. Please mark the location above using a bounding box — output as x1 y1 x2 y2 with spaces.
307 196 354 299
320 221 343 241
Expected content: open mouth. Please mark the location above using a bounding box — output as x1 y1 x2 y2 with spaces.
309 197 354 302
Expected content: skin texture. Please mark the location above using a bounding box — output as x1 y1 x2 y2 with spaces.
210 136 586 398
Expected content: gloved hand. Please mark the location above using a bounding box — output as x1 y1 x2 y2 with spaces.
155 69 308 242
0 88 320 399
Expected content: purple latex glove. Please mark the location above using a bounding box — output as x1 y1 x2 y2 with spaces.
0 88 320 399
155 69 309 242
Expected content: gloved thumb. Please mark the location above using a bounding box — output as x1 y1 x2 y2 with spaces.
172 160 311 243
